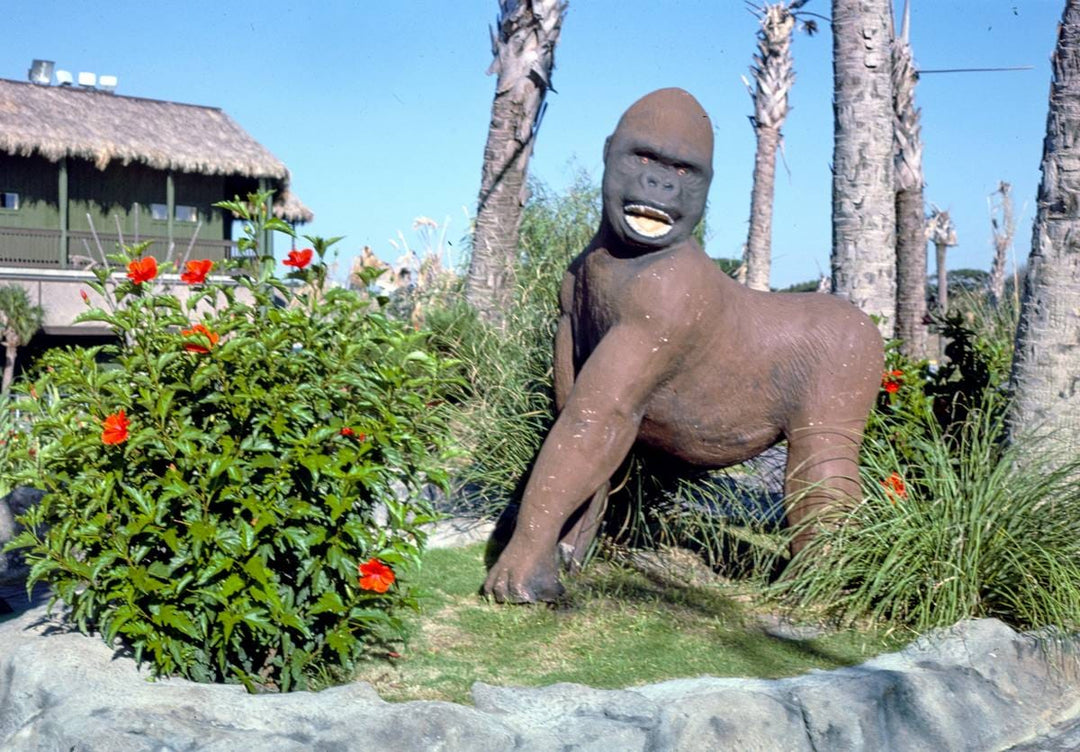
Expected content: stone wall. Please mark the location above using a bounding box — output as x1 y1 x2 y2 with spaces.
1 612 1078 751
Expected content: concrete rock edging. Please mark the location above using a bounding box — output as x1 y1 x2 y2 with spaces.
1 608 1078 751
1 516 1078 750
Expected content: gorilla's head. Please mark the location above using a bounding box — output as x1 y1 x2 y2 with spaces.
601 88 714 252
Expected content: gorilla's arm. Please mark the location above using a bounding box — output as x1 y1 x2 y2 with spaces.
483 322 673 601
553 269 576 412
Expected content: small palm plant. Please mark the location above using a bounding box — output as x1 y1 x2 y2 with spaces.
0 285 44 394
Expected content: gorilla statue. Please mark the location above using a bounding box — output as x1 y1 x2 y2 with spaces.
483 88 884 603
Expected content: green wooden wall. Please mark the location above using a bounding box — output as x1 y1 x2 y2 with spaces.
0 152 253 265
0 153 60 228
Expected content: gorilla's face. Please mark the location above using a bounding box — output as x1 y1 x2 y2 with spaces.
601 89 714 252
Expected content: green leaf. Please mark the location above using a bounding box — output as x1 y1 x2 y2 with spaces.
153 605 199 639
310 590 346 615
242 555 271 588
189 520 215 544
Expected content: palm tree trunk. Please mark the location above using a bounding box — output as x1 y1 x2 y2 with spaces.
743 2 799 292
987 181 1015 308
465 0 566 324
1009 0 1080 451
892 0 927 357
934 240 948 314
745 125 781 291
830 0 896 335
2 339 15 394
895 187 927 354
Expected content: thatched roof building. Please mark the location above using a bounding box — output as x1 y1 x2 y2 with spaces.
0 77 311 222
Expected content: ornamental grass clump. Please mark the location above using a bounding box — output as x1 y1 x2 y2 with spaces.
5 192 456 691
425 175 600 514
775 329 1080 633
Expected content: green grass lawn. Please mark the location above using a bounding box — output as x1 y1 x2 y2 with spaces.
351 543 911 703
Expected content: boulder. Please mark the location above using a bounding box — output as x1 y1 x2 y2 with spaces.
1 609 1078 751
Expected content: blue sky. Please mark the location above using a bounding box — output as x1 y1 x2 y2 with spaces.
2 1 1065 288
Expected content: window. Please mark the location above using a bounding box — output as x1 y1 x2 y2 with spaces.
175 205 198 223
0 192 19 210
149 203 198 222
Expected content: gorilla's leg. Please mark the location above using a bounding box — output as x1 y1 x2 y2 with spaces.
782 420 865 556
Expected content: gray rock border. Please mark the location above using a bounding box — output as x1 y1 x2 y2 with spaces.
2 607 1079 750
2 518 1079 750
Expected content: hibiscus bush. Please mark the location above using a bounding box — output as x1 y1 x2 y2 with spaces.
6 192 457 690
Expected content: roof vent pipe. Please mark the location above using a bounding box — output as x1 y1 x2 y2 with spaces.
28 59 54 85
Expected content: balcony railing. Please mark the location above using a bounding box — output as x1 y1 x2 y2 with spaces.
0 227 60 267
0 226 236 268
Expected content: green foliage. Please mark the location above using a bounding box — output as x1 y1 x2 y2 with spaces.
778 290 1080 632
0 283 46 392
426 175 600 511
0 284 45 345
603 455 785 579
5 193 456 691
776 392 1080 632
776 278 820 293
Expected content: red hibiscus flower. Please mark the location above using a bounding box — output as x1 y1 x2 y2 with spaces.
102 410 131 445
80 289 90 303
181 259 213 285
283 248 314 269
358 558 395 593
340 427 355 437
881 472 907 502
881 369 903 394
127 256 158 285
182 323 220 354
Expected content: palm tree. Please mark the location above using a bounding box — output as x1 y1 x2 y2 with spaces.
830 0 896 334
892 0 928 357
1009 0 1080 451
0 285 44 394
465 0 567 324
743 1 817 291
987 181 1016 308
926 205 957 315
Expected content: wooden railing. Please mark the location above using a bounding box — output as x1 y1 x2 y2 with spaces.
66 231 235 266
0 227 62 267
0 226 236 268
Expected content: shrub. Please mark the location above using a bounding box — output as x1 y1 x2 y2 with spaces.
6 194 456 690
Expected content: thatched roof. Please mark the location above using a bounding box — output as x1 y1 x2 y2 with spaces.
0 78 312 223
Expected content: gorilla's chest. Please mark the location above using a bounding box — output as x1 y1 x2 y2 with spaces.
571 248 665 355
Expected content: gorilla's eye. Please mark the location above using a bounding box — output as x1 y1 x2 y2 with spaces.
676 167 689 177
639 155 650 165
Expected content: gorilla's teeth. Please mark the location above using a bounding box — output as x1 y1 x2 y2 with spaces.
626 214 673 237
624 205 674 238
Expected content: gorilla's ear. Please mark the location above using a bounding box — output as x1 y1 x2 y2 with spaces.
603 136 612 162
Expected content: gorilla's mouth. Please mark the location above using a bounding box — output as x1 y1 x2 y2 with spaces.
624 204 674 238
